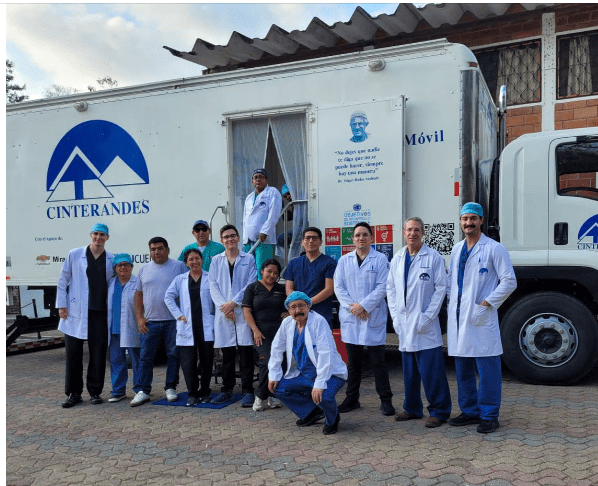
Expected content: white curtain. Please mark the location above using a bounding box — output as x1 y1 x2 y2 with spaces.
498 44 540 104
270 114 308 261
568 36 591 96
231 119 269 236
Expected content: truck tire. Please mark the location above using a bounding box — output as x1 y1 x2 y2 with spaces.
500 292 598 385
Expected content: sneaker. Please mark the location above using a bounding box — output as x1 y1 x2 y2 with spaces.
268 397 282 409
62 393 82 408
338 398 360 413
240 393 255 408
108 394 126 403
395 411 421 421
200 395 212 403
296 408 325 427
90 395 103 405
130 391 150 407
322 413 341 435
211 391 233 404
253 396 265 412
477 420 500 434
448 412 482 427
165 388 178 402
186 396 199 407
380 401 396 416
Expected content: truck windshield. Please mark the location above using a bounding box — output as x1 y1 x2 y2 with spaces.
556 141 598 201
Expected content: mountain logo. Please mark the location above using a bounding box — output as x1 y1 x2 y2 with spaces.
578 214 598 248
46 120 149 202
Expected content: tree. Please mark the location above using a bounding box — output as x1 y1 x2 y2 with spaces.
6 60 28 104
43 84 79 98
88 76 119 92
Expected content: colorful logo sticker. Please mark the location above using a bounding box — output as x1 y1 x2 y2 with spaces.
325 228 341 246
325 246 341 261
342 245 355 255
341 227 353 245
578 214 598 250
376 244 393 261
375 225 393 244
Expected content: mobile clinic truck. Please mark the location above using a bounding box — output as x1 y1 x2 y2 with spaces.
6 39 598 384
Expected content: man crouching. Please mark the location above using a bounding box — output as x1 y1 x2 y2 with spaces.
268 291 348 435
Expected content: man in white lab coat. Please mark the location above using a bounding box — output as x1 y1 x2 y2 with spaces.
209 224 257 406
57 222 114 408
242 168 282 279
334 222 395 416
447 202 517 434
387 217 451 428
268 291 348 435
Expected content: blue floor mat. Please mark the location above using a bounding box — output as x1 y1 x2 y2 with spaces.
152 392 243 409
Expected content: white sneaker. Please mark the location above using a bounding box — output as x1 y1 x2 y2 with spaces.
268 397 282 409
165 388 178 402
253 396 265 411
130 391 150 407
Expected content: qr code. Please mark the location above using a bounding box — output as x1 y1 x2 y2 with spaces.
424 223 454 255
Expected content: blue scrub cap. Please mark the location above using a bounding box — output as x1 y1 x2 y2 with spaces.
281 184 290 195
90 222 109 235
460 202 483 217
113 253 133 266
284 291 312 309
252 168 268 178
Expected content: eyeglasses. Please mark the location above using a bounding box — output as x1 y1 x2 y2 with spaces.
222 234 238 240
194 227 209 232
303 236 320 241
288 303 308 311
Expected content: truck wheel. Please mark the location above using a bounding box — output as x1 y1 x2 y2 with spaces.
501 292 598 385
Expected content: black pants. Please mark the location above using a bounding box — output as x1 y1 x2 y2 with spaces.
254 321 280 400
179 337 214 398
345 343 392 402
221 345 254 395
64 310 108 397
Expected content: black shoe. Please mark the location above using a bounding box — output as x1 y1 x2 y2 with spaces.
200 395 212 403
322 413 341 435
90 395 103 405
296 408 325 427
449 412 482 426
380 401 396 416
477 420 500 434
62 393 82 408
338 398 360 413
186 396 199 407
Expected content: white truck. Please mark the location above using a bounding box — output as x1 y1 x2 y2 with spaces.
6 39 598 384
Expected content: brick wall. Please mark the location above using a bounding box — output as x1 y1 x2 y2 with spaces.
506 106 542 145
555 99 598 130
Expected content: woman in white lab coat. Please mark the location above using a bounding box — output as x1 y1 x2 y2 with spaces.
164 248 215 406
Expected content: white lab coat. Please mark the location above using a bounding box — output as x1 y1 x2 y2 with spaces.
164 271 215 346
107 275 140 348
56 246 114 340
209 252 257 347
387 244 447 352
242 185 282 245
447 233 517 357
334 248 389 346
268 311 348 390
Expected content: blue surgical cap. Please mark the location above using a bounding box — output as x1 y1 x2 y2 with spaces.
284 291 312 309
113 253 133 266
460 202 483 217
252 168 268 178
281 184 290 195
91 223 109 235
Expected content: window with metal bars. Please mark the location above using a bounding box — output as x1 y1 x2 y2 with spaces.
475 41 541 106
557 31 598 99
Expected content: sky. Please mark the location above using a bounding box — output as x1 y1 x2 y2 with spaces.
6 3 402 101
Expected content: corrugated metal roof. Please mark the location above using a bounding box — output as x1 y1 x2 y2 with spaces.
164 3 554 70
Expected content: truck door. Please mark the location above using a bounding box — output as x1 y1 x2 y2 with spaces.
314 98 405 261
548 135 598 263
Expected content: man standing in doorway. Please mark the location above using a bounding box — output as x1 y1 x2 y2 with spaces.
447 202 516 433
283 227 337 329
131 237 187 407
242 168 282 279
57 223 114 408
177 219 225 272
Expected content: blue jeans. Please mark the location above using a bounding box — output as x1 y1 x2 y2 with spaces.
402 346 452 420
138 320 180 394
454 356 502 421
109 334 141 396
274 374 345 426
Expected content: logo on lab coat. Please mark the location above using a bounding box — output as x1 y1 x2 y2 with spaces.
479 268 488 274
419 273 430 281
46 120 149 202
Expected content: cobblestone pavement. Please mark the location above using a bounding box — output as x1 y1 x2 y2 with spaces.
6 346 598 486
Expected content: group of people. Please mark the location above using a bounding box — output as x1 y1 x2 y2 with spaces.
57 172 515 435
